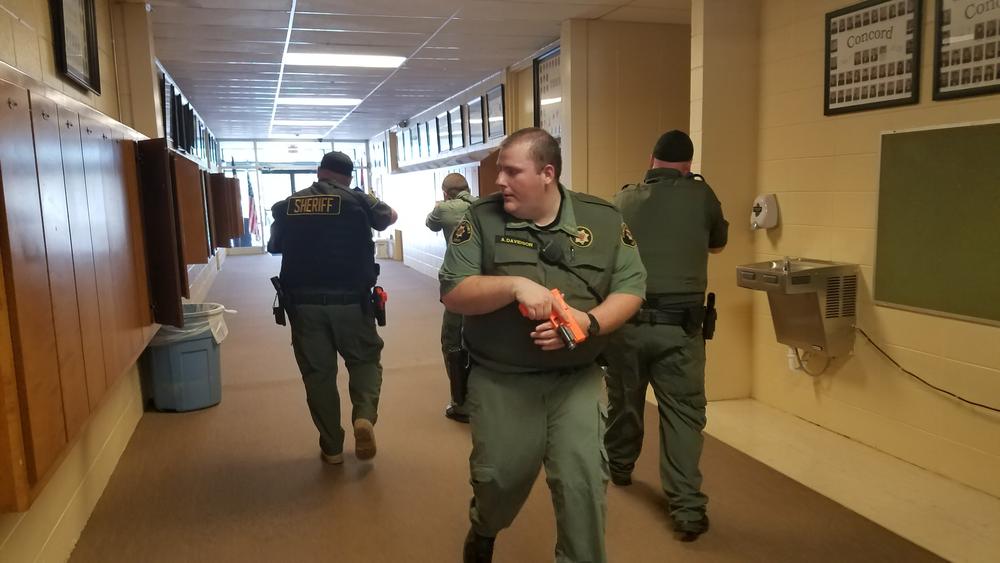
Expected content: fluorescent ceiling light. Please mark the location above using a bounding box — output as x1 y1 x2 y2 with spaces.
540 97 562 106
272 119 337 126
277 97 362 106
283 52 406 68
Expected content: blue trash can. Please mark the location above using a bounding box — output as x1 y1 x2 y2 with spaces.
146 303 229 412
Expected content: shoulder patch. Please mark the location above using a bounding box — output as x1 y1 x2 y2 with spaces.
451 218 473 245
621 223 637 247
573 226 594 247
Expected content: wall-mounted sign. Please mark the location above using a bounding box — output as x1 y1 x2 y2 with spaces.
825 0 922 115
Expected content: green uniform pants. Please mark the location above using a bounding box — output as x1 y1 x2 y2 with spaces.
441 310 467 414
603 322 708 524
289 302 383 456
467 363 608 563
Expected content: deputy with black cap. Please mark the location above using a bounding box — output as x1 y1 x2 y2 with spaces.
268 151 398 465
603 130 728 541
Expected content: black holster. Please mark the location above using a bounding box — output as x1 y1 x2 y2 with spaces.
703 292 717 340
445 347 471 406
270 276 287 326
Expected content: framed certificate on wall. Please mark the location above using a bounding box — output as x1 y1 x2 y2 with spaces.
467 96 485 145
437 113 451 152
50 0 102 94
533 48 562 138
933 0 1000 99
486 85 506 139
824 0 922 115
449 106 465 149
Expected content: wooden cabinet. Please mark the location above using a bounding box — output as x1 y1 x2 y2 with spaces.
0 79 162 511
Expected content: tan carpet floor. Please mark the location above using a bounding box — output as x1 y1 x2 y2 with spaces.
69 254 941 562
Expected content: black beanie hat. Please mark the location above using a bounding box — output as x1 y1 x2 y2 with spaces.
652 130 694 162
319 151 354 175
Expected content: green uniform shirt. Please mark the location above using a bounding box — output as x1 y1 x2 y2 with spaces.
614 168 727 297
439 185 645 298
426 190 476 242
439 184 646 372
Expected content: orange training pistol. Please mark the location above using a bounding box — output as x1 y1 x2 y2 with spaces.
519 288 587 350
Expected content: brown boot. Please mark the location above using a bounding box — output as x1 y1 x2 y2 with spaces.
353 419 376 460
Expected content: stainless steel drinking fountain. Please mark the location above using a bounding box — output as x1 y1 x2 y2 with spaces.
737 257 859 357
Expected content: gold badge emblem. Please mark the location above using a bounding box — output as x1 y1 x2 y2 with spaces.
451 218 473 245
621 223 637 247
573 226 593 247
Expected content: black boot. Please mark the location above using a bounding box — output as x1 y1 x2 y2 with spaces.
463 529 495 563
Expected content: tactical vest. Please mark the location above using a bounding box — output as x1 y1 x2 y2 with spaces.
619 174 715 296
277 181 377 292
462 192 619 373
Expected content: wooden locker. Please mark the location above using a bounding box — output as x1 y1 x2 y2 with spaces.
80 118 119 388
28 93 90 440
136 139 185 327
119 139 154 344
0 81 67 483
58 108 108 409
170 153 210 265
209 173 233 247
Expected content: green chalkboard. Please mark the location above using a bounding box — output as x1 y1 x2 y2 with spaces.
875 122 1000 326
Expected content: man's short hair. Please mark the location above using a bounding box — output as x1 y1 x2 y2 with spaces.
319 151 354 175
652 130 694 163
500 127 562 181
442 173 469 194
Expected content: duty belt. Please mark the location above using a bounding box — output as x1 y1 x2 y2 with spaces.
289 292 363 306
630 309 688 326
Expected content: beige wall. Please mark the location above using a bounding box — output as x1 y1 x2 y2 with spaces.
562 19 691 200
513 65 534 132
111 1 162 138
380 164 481 279
0 0 120 118
753 0 1000 497
0 366 143 561
690 0 760 401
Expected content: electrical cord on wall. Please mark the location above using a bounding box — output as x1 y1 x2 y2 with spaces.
857 328 1000 414
793 347 830 376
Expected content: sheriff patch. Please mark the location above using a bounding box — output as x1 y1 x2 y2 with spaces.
287 195 341 216
621 223 637 247
573 226 593 247
451 218 473 245
495 235 536 249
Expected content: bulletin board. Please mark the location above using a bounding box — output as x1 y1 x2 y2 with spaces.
874 121 1000 325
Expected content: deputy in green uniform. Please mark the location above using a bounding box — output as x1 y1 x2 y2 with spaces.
426 173 478 422
603 130 728 541
439 128 646 563
268 151 398 465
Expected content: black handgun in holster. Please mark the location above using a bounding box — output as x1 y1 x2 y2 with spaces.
445 346 471 406
270 276 286 326
703 292 717 340
371 286 388 327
